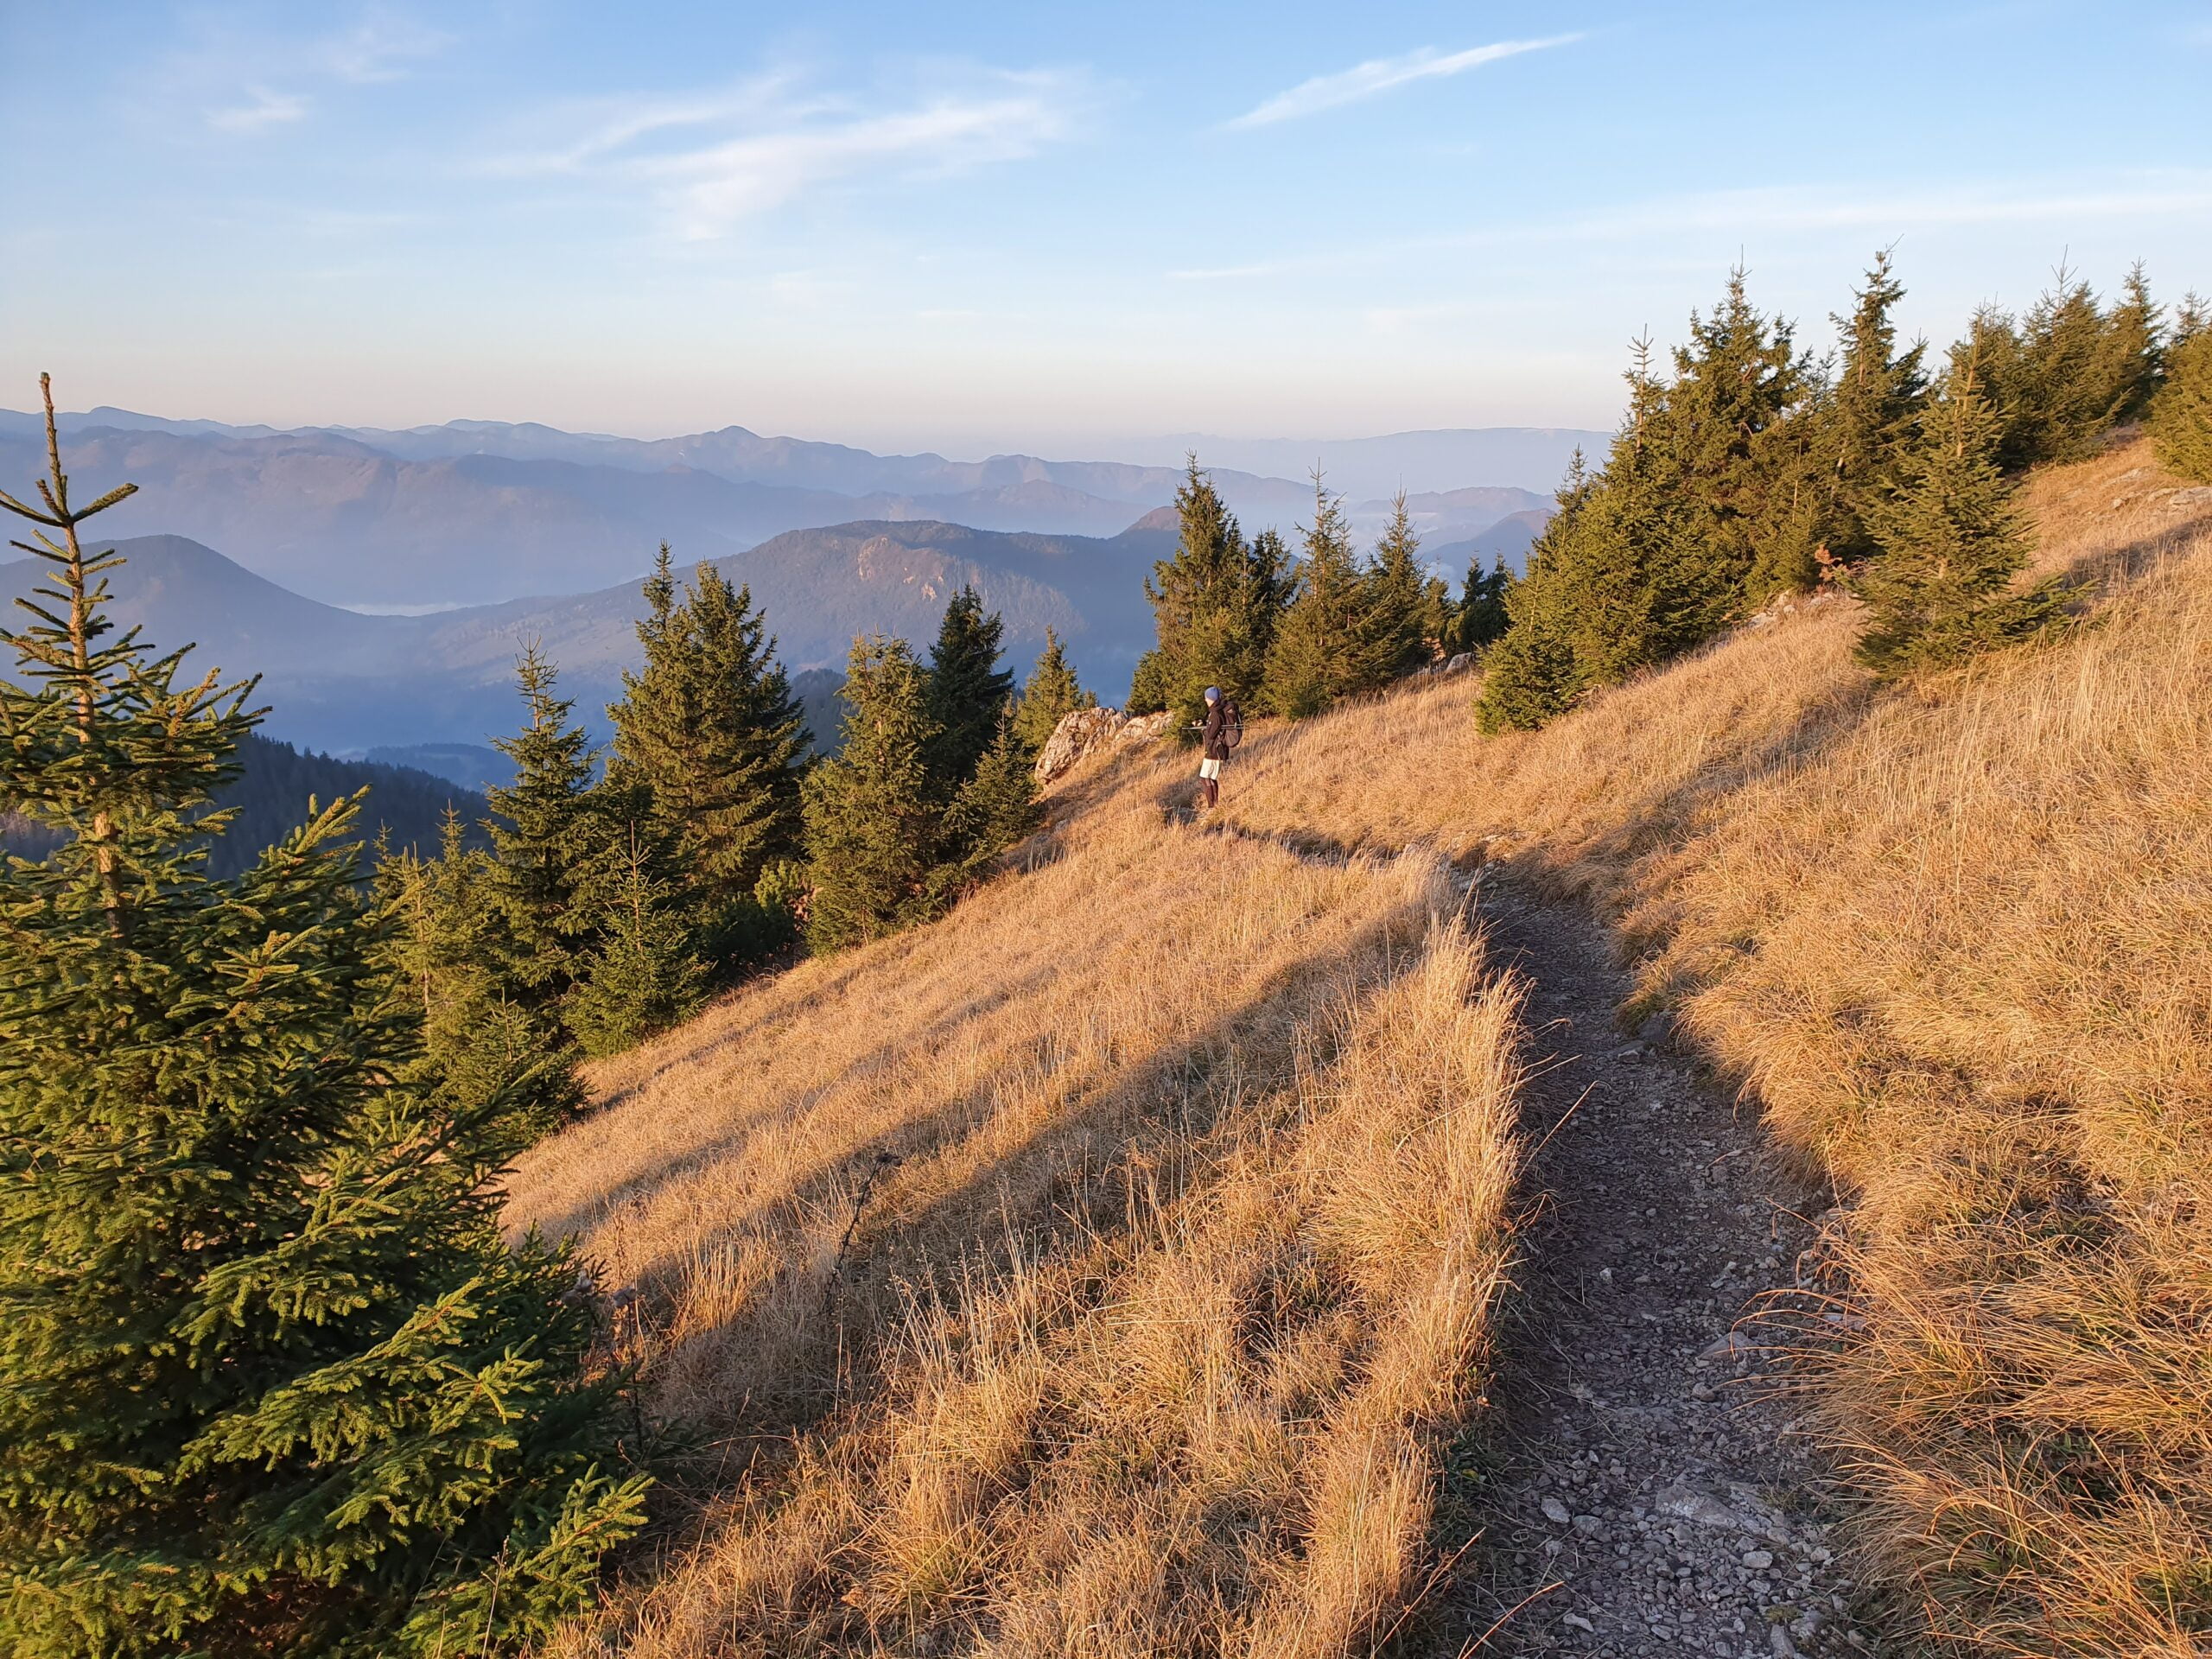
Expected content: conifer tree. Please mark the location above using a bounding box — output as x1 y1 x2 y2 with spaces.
606 545 809 963
923 585 1014 787
2101 262 2166 423
1661 267 1814 604
1129 460 1288 721
944 715 1042 881
0 378 645 1656
2149 295 2212 483
486 645 601 1009
1977 266 2161 469
1472 595 1581 734
379 811 578 1138
1476 343 1710 731
802 635 948 951
1366 491 1433 677
566 823 705 1058
1452 555 1512 652
1854 359 2070 677
1263 474 1379 718
1008 626 1096 755
1823 251 1930 563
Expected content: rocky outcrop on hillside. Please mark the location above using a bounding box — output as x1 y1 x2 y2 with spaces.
1034 707 1173 785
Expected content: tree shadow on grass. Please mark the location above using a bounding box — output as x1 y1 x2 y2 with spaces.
590 874 1458 1620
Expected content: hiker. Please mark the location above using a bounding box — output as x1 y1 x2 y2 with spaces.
1197 685 1239 810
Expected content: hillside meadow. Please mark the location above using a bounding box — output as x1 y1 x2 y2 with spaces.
1211 435 2212 1654
507 760 1529 1655
508 434 2209 1655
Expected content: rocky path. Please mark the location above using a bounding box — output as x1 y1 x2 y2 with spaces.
1431 873 1884 1658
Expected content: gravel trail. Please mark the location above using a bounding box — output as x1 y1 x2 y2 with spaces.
1434 874 1885 1659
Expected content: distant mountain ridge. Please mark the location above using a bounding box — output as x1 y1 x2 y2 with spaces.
0 408 1577 609
0 522 1177 755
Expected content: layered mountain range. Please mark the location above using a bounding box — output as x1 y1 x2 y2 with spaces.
0 409 1580 609
0 411 1574 772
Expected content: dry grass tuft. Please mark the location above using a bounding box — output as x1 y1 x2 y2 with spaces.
1203 435 2212 1652
510 744 1528 1655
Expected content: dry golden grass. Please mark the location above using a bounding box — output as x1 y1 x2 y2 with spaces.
516 434 2208 1653
508 748 1528 1655
1203 435 2212 1653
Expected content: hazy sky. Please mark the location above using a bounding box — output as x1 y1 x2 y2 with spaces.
5 2 2209 454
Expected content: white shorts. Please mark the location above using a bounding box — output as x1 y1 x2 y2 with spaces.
1198 757 1224 779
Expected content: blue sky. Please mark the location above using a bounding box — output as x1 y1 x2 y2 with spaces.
5 2 2209 454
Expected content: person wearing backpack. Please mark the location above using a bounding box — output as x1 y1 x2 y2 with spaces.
1197 684 1240 810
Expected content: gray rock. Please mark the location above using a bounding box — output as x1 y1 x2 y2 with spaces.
1542 1495 1573 1524
1032 706 1128 785
1700 1329 1754 1360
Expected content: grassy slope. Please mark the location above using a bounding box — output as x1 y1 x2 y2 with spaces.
513 435 2208 1654
1211 435 2212 1653
508 747 1529 1655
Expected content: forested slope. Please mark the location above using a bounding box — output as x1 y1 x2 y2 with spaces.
3 730 485 877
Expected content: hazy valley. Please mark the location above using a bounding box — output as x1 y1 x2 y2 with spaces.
0 408 1574 610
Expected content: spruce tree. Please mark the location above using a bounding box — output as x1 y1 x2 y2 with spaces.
565 823 705 1058
1474 270 1840 732
2101 262 2165 423
944 715 1042 882
379 811 578 1139
1452 555 1512 652
1262 474 1378 718
486 645 601 1010
606 546 809 967
1008 626 1096 755
1472 595 1581 734
923 585 1014 787
1824 251 1930 563
2149 296 2212 483
0 378 645 1656
1854 360 2070 677
1365 491 1432 677
1130 459 1288 722
1979 267 2159 469
1660 266 1814 605
1476 346 1704 731
801 635 948 951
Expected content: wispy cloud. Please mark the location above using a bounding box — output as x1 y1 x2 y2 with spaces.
1226 36 1581 129
496 67 1089 239
207 86 310 134
318 12 454 83
1167 257 1301 282
188 10 450 137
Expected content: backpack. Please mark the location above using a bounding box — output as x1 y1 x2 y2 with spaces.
1224 702 1243 749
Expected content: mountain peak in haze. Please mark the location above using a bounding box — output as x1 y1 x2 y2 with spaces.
0 411 1586 609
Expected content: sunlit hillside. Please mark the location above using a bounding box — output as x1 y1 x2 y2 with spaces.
511 434 2212 1656
1209 435 2212 1653
509 755 1528 1655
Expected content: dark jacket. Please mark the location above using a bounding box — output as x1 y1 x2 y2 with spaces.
1200 698 1238 760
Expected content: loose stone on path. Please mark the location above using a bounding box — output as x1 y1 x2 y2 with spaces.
1427 876 1877 1658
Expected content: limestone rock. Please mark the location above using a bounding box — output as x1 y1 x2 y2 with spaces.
1115 711 1173 747
1033 707 1174 786
1033 707 1127 785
